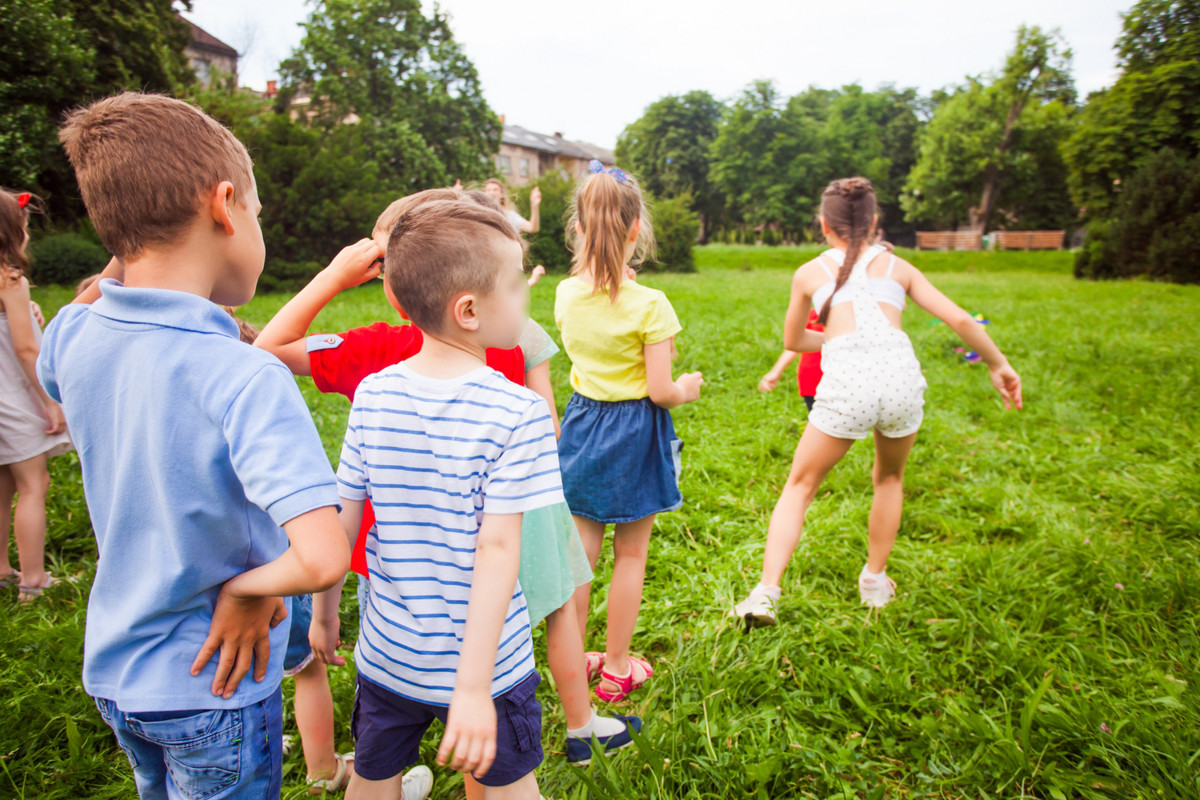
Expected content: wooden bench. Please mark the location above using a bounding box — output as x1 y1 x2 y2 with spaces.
992 230 1065 250
916 231 982 251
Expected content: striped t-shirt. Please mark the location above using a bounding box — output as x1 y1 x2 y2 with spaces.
336 363 564 706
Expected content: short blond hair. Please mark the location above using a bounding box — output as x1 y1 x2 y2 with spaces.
59 93 254 259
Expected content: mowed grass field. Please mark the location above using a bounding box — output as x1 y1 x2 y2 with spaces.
5 245 1199 799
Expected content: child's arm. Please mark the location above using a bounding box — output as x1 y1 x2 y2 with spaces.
782 269 825 353
759 350 799 393
191 505 350 698
907 266 1023 410
438 511 522 779
73 257 123 305
255 239 383 375
524 360 561 437
0 276 65 433
520 187 541 234
310 498 364 667
646 339 703 409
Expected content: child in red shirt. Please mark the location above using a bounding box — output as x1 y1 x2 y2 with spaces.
758 308 824 410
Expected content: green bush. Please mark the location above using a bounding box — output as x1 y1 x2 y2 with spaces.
1075 148 1200 283
645 193 698 272
514 172 574 273
29 232 109 286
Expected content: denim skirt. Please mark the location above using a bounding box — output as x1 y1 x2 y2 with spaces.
558 394 682 524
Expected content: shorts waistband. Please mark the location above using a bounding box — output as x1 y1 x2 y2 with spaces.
567 394 657 411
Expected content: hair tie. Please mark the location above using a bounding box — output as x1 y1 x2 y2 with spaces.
588 159 628 184
16 193 30 209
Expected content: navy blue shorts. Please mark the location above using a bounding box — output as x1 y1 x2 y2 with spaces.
351 672 543 787
558 394 682 524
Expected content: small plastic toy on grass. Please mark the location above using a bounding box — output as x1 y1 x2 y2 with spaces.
947 315 990 363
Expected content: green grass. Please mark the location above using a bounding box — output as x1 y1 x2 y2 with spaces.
6 249 1199 799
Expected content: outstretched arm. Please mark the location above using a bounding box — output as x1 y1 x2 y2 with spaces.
759 350 799 393
783 269 824 353
255 239 383 375
520 188 541 234
907 266 1023 410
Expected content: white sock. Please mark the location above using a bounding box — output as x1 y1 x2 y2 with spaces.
754 583 782 600
861 564 886 581
567 709 627 739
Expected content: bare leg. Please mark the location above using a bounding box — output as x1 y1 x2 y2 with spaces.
9 454 50 588
759 426 856 587
465 774 483 800
603 514 656 677
480 770 539 799
293 659 340 780
347 771 404 800
571 516 605 649
544 597 592 729
0 466 16 579
866 431 917 573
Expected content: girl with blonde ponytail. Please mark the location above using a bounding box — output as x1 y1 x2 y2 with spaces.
555 161 704 703
734 177 1023 625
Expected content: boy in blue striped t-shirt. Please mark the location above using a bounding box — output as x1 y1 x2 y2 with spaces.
312 199 560 799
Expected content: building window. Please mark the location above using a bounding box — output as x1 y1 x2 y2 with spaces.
519 157 530 178
498 155 511 175
191 58 211 84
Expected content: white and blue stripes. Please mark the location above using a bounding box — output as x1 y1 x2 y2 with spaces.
337 364 564 706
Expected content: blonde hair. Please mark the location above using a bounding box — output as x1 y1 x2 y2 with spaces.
567 169 654 302
483 178 510 209
374 189 460 239
59 93 254 260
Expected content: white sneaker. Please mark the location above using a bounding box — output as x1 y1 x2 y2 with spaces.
858 568 897 608
733 584 780 628
401 765 434 800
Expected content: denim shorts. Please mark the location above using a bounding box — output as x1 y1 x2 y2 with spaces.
351 672 542 787
283 594 314 677
94 687 283 800
557 395 682 524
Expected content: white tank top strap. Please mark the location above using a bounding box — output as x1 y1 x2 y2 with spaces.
885 253 897 278
815 255 836 281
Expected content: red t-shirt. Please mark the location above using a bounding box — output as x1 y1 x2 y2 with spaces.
308 321 526 576
798 310 824 397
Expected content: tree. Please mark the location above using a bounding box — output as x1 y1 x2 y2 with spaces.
708 81 787 235
1064 0 1200 219
903 26 1076 232
616 91 724 242
279 0 498 191
0 0 195 221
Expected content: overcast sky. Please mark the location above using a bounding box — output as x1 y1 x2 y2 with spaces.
182 0 1132 149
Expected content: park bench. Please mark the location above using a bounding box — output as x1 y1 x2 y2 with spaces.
991 230 1065 250
916 231 983 251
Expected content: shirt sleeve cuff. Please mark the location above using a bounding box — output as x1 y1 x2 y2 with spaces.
264 483 342 526
644 322 682 346
483 487 565 517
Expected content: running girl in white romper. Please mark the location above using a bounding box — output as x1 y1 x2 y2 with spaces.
734 177 1023 625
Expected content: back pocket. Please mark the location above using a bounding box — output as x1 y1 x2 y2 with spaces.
126 708 241 800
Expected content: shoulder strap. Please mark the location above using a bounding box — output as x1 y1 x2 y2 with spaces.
816 254 836 281
885 253 897 278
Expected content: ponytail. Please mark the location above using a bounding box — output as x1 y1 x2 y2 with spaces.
0 189 37 278
567 167 654 301
816 177 876 326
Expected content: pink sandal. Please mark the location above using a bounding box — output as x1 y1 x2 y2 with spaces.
585 651 606 683
595 656 653 703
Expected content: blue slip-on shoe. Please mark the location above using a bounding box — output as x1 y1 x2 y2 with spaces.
566 714 643 765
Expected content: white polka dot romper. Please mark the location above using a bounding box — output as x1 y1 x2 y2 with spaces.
807 244 927 440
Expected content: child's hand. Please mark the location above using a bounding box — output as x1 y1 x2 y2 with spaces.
309 615 344 667
191 588 288 699
989 363 1023 410
30 301 44 328
527 264 546 288
42 400 66 434
438 688 497 778
323 239 385 292
530 187 542 207
677 371 704 404
758 372 781 393
452 178 464 191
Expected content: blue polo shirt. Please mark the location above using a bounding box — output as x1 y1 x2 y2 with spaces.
37 281 340 712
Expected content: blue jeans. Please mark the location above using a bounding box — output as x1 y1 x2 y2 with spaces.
94 687 283 799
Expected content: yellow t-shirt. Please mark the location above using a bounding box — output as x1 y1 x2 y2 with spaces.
554 276 682 402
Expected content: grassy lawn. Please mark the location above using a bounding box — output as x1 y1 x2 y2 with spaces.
6 246 1199 799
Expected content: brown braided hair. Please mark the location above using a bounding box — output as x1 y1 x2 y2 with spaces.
816 177 877 325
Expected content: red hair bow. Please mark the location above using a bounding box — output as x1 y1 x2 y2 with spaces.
16 193 31 209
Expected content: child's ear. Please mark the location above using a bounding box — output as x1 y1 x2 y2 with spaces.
451 293 479 332
819 215 830 238
209 181 237 236
629 217 642 244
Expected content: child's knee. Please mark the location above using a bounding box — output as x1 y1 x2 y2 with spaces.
14 468 50 498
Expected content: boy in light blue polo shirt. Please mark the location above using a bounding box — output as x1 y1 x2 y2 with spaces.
38 93 352 799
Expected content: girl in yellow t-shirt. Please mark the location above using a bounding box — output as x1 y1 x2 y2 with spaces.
554 161 704 703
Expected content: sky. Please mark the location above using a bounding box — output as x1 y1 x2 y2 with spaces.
182 0 1133 149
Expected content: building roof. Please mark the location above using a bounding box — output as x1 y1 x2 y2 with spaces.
182 18 239 58
501 124 614 164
